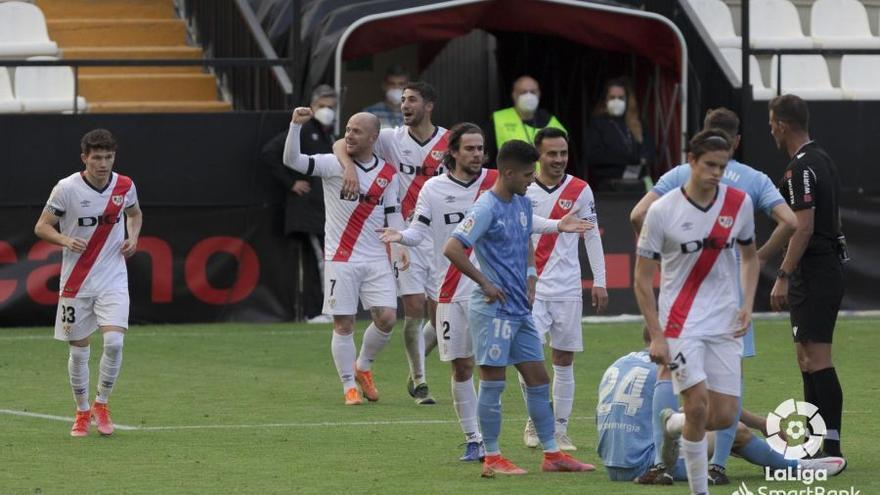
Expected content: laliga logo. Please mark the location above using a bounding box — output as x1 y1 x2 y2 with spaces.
765 399 826 459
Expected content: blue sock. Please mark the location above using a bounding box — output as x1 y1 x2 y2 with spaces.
478 380 505 454
736 436 798 470
525 383 558 452
710 395 741 468
652 380 677 465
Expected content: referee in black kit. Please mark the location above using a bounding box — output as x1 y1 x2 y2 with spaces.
768 94 846 459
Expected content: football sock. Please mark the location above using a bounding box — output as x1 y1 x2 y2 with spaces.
802 371 817 406
811 367 843 456
653 379 678 464
737 435 798 469
356 323 391 372
331 331 356 390
552 364 574 435
95 331 124 404
402 317 426 385
526 384 559 453
452 377 481 442
423 321 437 356
710 393 741 468
477 380 505 454
681 436 709 495
68 345 90 412
666 412 685 436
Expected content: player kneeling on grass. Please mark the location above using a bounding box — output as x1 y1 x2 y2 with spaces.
443 139 595 476
34 129 142 437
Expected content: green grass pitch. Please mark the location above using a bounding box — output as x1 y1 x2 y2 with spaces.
1 318 876 494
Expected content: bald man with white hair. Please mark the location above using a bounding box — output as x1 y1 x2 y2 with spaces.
284 107 408 406
491 75 567 166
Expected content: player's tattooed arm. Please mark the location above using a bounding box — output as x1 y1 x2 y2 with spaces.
443 237 506 304
332 138 360 198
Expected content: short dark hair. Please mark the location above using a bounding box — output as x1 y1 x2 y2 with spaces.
443 122 484 170
81 129 117 155
497 140 539 170
385 64 409 80
403 81 436 103
534 127 568 150
687 128 733 159
703 107 739 138
769 94 809 131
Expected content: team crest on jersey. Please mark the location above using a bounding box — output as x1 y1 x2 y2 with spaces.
431 150 444 161
111 195 123 206
717 215 734 228
519 211 528 227
376 178 389 188
557 199 574 210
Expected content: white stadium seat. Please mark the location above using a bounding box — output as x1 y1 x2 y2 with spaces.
769 55 844 100
0 1 59 59
0 67 23 113
14 56 88 113
840 55 880 100
686 0 741 48
720 47 775 100
750 0 814 49
811 0 880 49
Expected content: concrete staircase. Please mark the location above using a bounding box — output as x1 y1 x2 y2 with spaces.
38 0 231 113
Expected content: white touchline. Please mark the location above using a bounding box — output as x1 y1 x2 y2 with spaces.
0 409 598 432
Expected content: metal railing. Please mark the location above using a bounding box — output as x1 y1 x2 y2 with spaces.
0 58 294 114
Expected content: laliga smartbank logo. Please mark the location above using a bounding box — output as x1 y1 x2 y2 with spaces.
765 399 825 459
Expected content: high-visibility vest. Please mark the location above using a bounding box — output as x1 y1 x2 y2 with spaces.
493 107 566 171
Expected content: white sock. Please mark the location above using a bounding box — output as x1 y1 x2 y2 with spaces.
68 345 90 411
356 323 392 371
452 376 481 442
552 364 574 434
331 331 356 390
95 332 124 404
666 412 685 436
423 321 437 356
403 317 426 385
681 436 709 495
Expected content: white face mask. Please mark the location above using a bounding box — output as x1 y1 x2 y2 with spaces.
516 92 539 113
313 107 335 127
386 88 403 105
607 98 626 117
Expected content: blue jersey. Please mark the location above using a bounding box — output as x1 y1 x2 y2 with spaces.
652 159 784 215
451 190 533 319
596 351 657 469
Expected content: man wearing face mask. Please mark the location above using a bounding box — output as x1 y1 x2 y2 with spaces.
363 65 409 129
261 84 337 322
490 75 566 169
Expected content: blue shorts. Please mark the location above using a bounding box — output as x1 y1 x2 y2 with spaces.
605 457 687 482
469 312 543 367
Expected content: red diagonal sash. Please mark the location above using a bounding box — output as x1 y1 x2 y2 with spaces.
664 187 746 338
438 169 497 303
332 163 396 262
401 130 450 220
62 175 133 297
534 178 588 276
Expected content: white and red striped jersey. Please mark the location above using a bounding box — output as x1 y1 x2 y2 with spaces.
308 153 400 262
527 175 606 301
638 184 755 338
374 126 449 221
401 169 498 302
45 172 138 298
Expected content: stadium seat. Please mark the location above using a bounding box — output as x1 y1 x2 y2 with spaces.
0 1 59 59
840 55 880 100
0 67 23 113
750 0 814 49
769 55 844 100
719 47 775 100
811 0 880 49
686 0 741 48
14 56 88 113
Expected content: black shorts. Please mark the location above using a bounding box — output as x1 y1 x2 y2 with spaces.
789 253 844 343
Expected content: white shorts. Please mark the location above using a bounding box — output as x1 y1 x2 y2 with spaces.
392 241 433 298
435 300 473 361
667 334 742 396
532 299 583 352
323 260 397 315
54 291 129 342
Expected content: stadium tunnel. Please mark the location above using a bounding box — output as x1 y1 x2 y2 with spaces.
284 0 688 178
